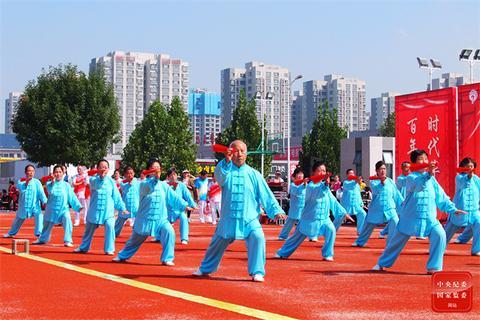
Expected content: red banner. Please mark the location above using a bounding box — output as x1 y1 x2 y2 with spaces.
458 83 480 164
274 146 302 161
395 88 457 197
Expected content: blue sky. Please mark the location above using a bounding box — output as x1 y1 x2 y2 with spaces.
1 0 479 131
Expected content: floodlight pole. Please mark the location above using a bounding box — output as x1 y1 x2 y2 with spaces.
468 60 474 83
287 75 303 193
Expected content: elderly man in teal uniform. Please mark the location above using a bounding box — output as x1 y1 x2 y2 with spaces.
352 161 403 247
113 159 191 265
275 162 346 261
74 159 127 255
193 140 286 282
115 166 140 237
333 168 367 234
373 150 465 274
444 157 480 256
34 165 82 247
3 164 47 238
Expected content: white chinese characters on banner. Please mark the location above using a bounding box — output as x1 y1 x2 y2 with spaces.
427 113 440 157
407 117 418 134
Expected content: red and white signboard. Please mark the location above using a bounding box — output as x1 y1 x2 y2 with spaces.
395 88 458 197
458 83 480 163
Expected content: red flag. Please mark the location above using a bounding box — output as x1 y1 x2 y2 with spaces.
409 163 431 172
309 173 331 184
41 175 54 183
347 175 359 181
88 169 99 176
456 167 476 174
142 168 160 176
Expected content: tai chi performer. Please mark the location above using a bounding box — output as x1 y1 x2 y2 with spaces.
193 140 286 282
3 165 47 238
275 162 346 262
372 150 465 274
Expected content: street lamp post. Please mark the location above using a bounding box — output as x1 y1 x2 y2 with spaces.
256 91 273 176
287 74 303 192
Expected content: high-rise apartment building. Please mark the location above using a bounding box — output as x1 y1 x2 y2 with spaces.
370 92 397 131
221 61 291 142
188 89 221 146
90 51 189 155
296 75 367 136
430 73 467 90
4 91 23 134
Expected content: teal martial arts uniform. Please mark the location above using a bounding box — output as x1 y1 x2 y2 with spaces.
353 178 403 247
376 172 458 272
396 174 408 198
5 178 47 237
278 182 306 240
115 179 140 237
277 180 346 259
455 225 473 243
39 180 82 244
334 179 367 233
77 175 126 254
165 182 196 243
379 174 408 237
197 159 284 277
117 177 187 263
444 173 480 255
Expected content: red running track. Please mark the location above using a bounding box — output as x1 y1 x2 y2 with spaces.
0 212 478 319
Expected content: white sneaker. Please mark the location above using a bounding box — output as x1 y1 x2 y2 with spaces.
162 261 175 266
181 240 188 245
73 248 87 253
112 256 125 262
378 234 386 239
188 218 192 223
64 242 73 247
3 233 13 238
427 269 438 274
472 252 480 256
309 238 318 242
372 264 385 271
73 220 80 227
105 252 114 256
351 242 360 247
252 274 264 282
278 237 286 241
323 256 334 262
454 239 462 244
192 269 204 276
416 237 426 240
200 219 205 224
32 240 45 245
150 239 161 243
212 221 217 225
273 253 286 259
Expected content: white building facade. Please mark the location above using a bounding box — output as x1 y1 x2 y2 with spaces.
90 51 189 155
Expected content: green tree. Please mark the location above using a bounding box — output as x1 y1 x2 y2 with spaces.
122 97 197 175
299 101 347 176
215 90 271 174
12 64 120 166
379 112 395 137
